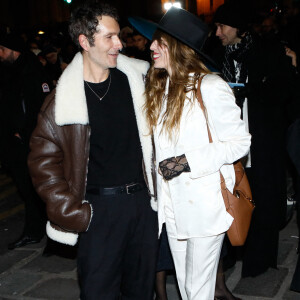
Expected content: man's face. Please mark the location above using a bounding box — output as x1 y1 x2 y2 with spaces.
86 15 122 71
215 23 241 46
133 34 147 51
0 46 16 65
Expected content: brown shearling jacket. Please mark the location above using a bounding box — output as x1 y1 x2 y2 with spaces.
28 53 155 246
28 91 92 245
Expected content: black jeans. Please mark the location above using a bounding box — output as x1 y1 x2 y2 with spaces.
77 188 158 300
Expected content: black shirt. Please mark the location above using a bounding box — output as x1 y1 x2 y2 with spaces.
85 68 144 187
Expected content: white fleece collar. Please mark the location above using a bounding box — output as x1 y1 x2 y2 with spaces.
55 53 88 126
54 52 149 126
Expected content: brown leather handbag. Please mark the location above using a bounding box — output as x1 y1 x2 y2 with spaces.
196 75 255 246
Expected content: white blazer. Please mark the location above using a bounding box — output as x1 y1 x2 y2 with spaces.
154 74 251 238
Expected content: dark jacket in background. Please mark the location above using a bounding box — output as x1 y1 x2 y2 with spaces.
0 50 51 162
212 34 296 277
0 50 51 239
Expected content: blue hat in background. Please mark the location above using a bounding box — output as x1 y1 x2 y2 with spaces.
128 16 157 41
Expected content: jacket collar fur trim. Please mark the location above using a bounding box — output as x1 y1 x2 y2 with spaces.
55 52 150 126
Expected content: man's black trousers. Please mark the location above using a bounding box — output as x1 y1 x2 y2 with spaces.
77 188 158 300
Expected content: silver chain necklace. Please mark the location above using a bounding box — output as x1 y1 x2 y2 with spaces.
85 73 111 101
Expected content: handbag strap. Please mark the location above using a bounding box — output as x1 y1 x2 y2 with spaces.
196 76 213 143
196 76 228 196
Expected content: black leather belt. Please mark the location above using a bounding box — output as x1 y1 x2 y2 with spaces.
86 182 146 196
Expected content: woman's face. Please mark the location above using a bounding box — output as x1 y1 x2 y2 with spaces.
150 38 171 75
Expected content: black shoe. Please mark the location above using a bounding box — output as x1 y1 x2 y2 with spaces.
8 235 41 250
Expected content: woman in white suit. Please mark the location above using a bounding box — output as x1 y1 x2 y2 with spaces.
144 7 251 300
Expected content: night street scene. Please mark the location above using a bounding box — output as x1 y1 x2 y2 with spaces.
1 0 300 299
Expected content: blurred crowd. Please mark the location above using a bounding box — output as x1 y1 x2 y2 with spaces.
0 0 298 87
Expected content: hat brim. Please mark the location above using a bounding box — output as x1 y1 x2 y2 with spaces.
158 22 219 71
128 16 219 72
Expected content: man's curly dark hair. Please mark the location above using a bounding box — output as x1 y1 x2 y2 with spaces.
69 2 119 49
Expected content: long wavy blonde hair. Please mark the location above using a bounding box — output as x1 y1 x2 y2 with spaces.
145 30 211 139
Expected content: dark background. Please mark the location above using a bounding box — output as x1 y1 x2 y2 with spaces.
0 0 288 33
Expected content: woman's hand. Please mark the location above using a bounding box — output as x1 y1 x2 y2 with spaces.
159 154 191 180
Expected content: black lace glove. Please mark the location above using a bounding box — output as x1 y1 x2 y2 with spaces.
159 154 191 181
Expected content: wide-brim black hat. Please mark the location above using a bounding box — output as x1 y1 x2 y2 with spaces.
129 7 218 71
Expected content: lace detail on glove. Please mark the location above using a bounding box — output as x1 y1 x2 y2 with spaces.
159 154 191 181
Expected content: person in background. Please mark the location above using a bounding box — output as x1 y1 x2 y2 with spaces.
144 7 251 299
284 44 300 294
132 30 148 51
132 30 151 62
0 33 51 250
121 32 138 58
260 16 280 41
27 38 42 56
120 26 133 48
213 0 295 278
125 33 135 48
41 45 67 87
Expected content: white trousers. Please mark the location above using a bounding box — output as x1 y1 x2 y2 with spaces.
163 181 225 300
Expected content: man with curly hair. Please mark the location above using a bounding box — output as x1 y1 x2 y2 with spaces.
28 2 158 299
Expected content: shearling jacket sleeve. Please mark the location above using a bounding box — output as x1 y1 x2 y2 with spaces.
28 95 92 236
185 75 251 178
